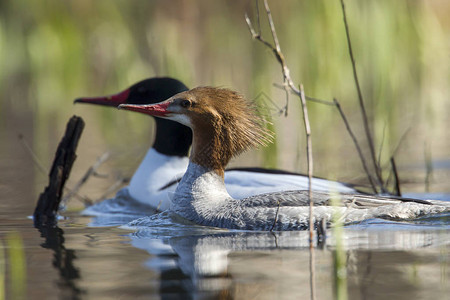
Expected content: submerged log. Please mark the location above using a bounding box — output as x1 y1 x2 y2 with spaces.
34 116 85 227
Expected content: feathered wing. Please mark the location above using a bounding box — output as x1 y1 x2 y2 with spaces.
238 190 437 209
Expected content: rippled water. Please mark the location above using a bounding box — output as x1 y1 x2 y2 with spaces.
1 190 449 300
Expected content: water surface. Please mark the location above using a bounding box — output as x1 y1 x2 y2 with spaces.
1 192 449 299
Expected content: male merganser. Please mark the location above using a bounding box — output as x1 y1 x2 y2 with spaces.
76 78 355 211
75 78 191 211
119 87 449 230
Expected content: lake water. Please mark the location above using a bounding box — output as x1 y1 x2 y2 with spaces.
1 189 449 300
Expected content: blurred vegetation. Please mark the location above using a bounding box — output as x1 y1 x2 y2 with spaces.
0 233 26 300
0 0 449 203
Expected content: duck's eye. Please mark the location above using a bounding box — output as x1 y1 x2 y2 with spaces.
180 99 191 108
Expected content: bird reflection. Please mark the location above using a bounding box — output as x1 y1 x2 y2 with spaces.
130 230 312 298
128 220 449 299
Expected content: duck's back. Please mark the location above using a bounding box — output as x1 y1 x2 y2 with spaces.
185 190 449 231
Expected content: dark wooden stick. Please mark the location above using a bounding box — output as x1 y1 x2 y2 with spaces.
33 116 85 227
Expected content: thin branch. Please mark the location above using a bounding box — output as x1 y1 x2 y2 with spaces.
377 122 387 173
246 1 300 96
95 176 129 203
247 0 382 194
270 201 281 232
390 157 401 196
247 3 316 299
298 84 314 240
340 0 384 190
60 152 111 208
282 80 290 116
273 83 336 106
379 127 411 189
382 127 411 193
18 133 94 204
316 219 327 249
18 134 48 175
253 90 285 116
245 13 274 50
390 127 412 159
256 0 261 34
299 85 316 293
334 98 378 192
264 0 281 53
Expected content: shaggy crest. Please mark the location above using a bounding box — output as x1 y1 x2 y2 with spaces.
185 87 274 171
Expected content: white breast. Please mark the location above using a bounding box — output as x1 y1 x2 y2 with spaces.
128 148 189 210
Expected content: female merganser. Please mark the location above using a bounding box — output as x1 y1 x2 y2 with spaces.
76 78 354 211
119 87 449 230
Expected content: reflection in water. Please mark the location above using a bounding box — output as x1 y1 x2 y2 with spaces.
37 226 85 299
126 217 449 299
73 195 450 299
83 188 158 227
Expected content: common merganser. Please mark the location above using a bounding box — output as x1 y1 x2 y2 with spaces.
119 87 449 230
75 78 357 211
75 78 191 211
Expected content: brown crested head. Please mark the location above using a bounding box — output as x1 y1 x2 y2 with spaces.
171 87 273 170
120 86 273 173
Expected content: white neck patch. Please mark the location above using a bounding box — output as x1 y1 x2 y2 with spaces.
166 113 192 128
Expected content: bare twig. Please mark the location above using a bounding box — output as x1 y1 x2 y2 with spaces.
276 82 379 193
19 133 94 205
381 127 411 193
377 123 387 173
390 127 412 159
316 219 327 249
248 0 388 195
333 98 378 192
245 4 300 96
253 90 285 116
270 201 281 232
282 79 290 116
18 134 48 175
390 157 401 196
246 2 316 298
340 0 384 191
273 81 335 106
247 0 315 225
299 83 316 300
298 84 314 239
60 152 111 208
95 176 129 203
